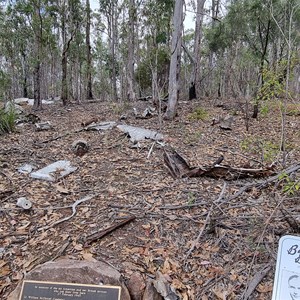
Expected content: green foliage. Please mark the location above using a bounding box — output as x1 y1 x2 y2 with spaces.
188 107 209 121
256 66 286 104
0 70 11 99
135 47 170 91
187 192 196 205
0 106 17 134
240 137 279 162
279 173 300 195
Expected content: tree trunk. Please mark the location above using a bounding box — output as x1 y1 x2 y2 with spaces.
127 0 136 102
33 4 42 110
164 0 183 120
85 0 93 100
193 0 206 99
252 19 271 118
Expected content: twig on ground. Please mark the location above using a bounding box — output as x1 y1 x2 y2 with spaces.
242 263 272 300
241 193 286 299
227 164 300 202
38 194 96 231
184 183 227 262
147 142 155 159
40 128 84 144
84 215 135 245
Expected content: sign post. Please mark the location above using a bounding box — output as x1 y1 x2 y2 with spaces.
272 235 300 300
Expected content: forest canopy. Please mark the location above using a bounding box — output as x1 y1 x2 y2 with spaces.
0 0 299 111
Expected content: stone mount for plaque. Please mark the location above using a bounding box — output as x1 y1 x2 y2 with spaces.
8 259 131 300
19 280 121 300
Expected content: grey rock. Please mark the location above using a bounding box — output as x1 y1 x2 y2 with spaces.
8 259 130 300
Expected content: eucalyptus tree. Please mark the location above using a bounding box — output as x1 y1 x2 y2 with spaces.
4 0 55 109
138 0 173 103
85 0 93 99
99 0 120 101
126 0 136 102
192 0 206 99
58 0 83 105
164 0 184 120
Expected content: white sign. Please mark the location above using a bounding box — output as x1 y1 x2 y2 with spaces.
272 235 300 300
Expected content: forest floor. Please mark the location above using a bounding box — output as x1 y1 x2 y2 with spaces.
1 98 300 299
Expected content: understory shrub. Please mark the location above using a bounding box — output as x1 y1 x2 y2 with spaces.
0 106 17 134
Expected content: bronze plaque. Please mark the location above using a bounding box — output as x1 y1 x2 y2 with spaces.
19 280 121 300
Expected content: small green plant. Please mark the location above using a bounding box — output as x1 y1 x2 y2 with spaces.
188 107 209 121
187 192 196 206
279 173 300 195
0 105 17 134
240 137 279 163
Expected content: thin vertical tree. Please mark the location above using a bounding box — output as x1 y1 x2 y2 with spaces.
192 0 206 99
164 0 183 120
85 0 93 99
127 0 136 102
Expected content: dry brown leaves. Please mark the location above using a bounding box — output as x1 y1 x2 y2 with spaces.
0 99 300 299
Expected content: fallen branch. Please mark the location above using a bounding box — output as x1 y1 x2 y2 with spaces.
242 263 272 300
38 195 95 231
84 216 135 246
164 149 274 180
40 128 84 144
184 183 227 261
227 163 300 202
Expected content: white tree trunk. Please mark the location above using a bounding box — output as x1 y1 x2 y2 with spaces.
127 0 136 102
164 0 184 120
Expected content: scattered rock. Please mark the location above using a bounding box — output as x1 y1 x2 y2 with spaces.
127 272 146 300
142 280 163 300
219 115 233 130
8 259 131 300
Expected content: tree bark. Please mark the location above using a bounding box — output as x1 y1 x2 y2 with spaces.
127 0 136 102
193 0 206 99
33 4 42 110
164 0 183 120
85 0 93 100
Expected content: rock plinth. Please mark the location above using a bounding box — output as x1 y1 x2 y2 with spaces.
8 259 130 300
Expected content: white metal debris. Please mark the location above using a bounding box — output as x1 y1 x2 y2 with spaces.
30 160 77 182
117 124 164 143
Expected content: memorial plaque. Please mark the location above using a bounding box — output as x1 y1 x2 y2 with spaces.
19 280 121 300
272 235 300 300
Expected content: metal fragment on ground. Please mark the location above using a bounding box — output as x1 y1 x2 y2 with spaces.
117 124 164 143
30 160 77 182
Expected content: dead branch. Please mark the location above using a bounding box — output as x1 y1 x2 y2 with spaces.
38 194 96 231
242 264 272 300
84 216 135 246
164 149 274 180
227 163 300 202
40 128 84 144
184 183 227 262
